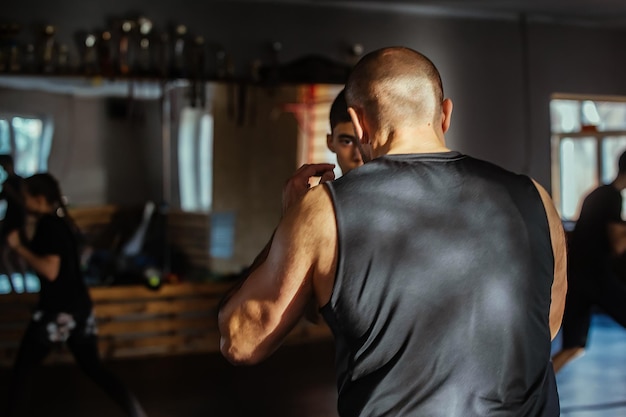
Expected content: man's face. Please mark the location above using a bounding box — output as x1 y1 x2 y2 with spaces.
327 121 363 174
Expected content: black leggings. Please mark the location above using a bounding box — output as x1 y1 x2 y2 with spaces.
561 263 626 349
6 319 144 417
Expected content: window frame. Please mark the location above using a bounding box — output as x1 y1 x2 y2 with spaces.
0 111 53 176
551 93 626 221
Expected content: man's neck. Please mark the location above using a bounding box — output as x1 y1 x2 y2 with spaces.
371 128 449 158
612 174 626 191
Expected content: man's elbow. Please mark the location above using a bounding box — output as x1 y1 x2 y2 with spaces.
550 313 564 341
219 337 264 366
42 269 58 282
218 314 263 365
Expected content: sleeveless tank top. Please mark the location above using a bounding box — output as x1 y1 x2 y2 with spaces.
321 152 558 417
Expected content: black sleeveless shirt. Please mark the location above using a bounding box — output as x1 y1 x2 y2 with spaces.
322 152 558 417
29 214 93 316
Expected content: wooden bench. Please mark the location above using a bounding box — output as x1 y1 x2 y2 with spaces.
68 204 213 274
0 281 332 367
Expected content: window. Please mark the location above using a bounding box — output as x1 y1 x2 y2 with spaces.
0 114 53 177
0 119 11 154
293 84 345 179
170 83 236 264
177 107 213 212
550 95 626 222
0 113 52 294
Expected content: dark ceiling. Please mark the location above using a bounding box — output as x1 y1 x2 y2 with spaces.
255 0 626 27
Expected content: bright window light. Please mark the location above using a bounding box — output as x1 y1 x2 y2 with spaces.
582 100 601 126
177 107 212 213
552 97 626 220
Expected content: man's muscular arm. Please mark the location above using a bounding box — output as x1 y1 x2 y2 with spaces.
533 180 568 340
218 164 334 312
218 164 336 365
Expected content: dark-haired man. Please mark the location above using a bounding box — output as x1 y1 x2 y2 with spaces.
219 47 567 416
552 150 626 372
326 89 363 175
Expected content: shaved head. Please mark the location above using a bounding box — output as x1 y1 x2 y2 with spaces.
345 47 444 130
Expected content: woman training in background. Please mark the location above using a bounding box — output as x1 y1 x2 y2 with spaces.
4 172 147 417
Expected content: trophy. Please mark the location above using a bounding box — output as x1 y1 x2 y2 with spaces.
171 24 188 78
190 35 205 79
118 19 135 75
56 43 70 74
136 17 154 76
157 31 170 78
189 35 206 107
98 30 114 77
76 32 99 75
7 40 20 73
39 25 57 73
21 43 37 73
0 23 21 73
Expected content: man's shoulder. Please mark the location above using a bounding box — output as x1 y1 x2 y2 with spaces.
463 154 521 175
281 183 335 232
586 184 619 202
304 183 335 214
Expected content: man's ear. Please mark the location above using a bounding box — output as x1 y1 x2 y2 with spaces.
326 133 336 153
441 98 453 134
348 106 374 163
348 107 365 143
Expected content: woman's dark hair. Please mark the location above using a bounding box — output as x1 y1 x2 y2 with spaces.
0 154 15 172
24 173 63 207
24 173 81 237
329 89 351 131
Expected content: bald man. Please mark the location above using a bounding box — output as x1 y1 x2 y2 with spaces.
219 47 567 417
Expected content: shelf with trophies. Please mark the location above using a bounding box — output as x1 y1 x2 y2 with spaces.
0 17 231 84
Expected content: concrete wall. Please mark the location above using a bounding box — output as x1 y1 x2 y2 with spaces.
3 1 626 181
3 0 626 271
0 82 301 272
0 87 162 206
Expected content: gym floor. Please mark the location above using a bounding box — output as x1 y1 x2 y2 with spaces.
555 314 626 417
0 341 339 417
0 314 624 417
